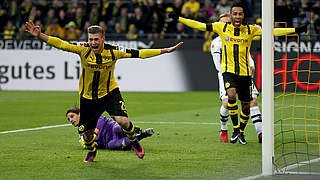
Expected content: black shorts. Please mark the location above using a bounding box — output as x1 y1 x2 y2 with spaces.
222 72 252 102
79 88 128 133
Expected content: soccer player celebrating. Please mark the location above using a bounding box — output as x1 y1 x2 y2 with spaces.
211 14 262 143
66 107 154 150
25 21 183 162
169 0 306 144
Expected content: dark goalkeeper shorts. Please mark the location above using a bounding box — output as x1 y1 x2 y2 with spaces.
222 72 252 102
79 88 128 133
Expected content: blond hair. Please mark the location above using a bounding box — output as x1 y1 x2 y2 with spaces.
87 25 105 35
219 13 231 20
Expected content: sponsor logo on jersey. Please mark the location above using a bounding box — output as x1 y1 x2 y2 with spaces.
225 36 248 43
89 64 113 70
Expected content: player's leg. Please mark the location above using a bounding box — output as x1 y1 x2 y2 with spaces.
115 116 145 159
106 88 145 159
110 123 153 149
220 98 229 142
250 90 262 143
107 135 132 150
238 101 250 145
79 97 105 162
237 76 253 145
223 73 240 143
136 128 155 141
218 72 229 142
227 88 240 143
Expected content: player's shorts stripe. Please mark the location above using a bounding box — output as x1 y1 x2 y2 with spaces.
234 44 240 75
246 47 249 76
224 45 228 72
92 71 100 100
110 49 115 61
106 71 111 93
206 23 213 31
85 48 91 59
80 69 85 97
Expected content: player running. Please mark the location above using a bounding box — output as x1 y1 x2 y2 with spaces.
169 0 306 144
25 21 183 162
211 14 262 143
66 107 154 151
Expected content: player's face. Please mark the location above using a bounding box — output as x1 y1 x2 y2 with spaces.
67 112 80 127
88 33 105 54
231 7 244 27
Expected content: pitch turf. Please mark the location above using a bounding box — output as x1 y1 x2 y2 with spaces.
1 91 265 179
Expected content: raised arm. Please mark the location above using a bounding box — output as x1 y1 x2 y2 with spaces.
25 20 84 54
178 17 207 31
253 25 307 37
117 42 183 59
25 20 49 42
139 42 183 59
169 13 208 31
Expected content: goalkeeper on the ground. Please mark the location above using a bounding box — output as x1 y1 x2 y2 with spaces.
66 107 154 150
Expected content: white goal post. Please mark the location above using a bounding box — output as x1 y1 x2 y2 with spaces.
262 0 274 176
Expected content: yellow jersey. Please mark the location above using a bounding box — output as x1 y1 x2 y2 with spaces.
179 17 295 76
47 36 161 100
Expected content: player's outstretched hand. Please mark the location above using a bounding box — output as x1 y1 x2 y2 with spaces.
25 20 41 37
295 24 308 34
168 12 179 21
162 42 183 54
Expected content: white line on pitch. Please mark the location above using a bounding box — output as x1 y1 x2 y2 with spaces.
0 124 71 134
0 121 318 135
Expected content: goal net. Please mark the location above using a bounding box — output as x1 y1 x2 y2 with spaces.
273 25 320 175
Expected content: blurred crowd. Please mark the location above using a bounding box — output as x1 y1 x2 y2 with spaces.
0 0 256 40
1 0 319 41
274 0 320 40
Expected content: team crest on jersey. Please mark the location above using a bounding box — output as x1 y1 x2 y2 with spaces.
119 46 126 53
78 125 85 132
225 82 230 89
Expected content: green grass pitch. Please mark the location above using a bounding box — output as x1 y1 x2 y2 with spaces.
0 91 267 179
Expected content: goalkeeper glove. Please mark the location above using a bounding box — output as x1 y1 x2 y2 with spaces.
168 12 179 21
295 24 308 34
